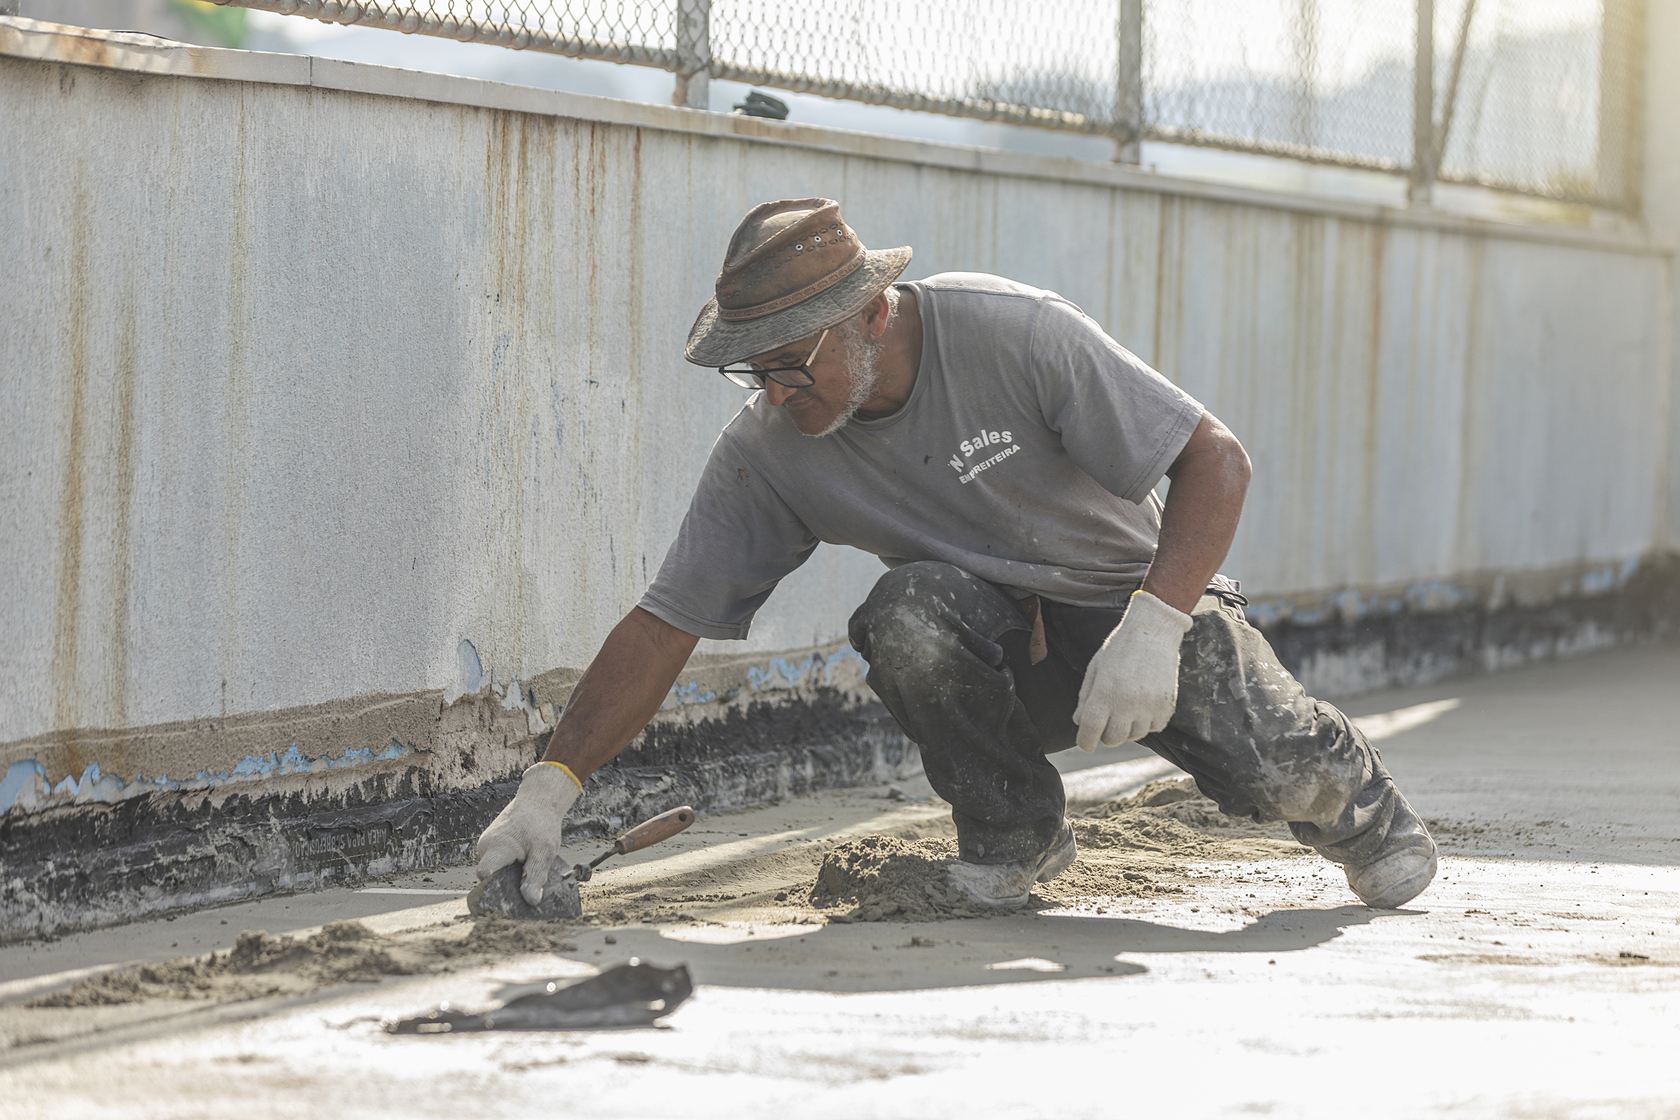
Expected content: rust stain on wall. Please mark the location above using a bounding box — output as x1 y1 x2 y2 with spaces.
1454 236 1490 571
478 106 560 671
1363 222 1387 573
620 128 647 604
51 177 92 763
1288 212 1327 580
220 87 255 717
107 290 140 738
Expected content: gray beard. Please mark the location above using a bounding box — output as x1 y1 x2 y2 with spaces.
807 326 884 439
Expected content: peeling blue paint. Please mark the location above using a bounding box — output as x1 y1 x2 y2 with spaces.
1403 580 1476 612
1 759 48 815
1580 558 1638 595
442 639 487 706
668 680 719 706
1 738 426 817
659 646 871 712
747 654 821 692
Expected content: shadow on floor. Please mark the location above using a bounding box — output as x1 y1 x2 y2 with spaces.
541 904 1405 995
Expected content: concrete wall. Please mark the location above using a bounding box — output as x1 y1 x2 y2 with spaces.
2 17 1677 934
1647 0 1680 554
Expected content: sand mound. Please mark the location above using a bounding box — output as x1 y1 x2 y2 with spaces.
804 836 992 923
794 778 1310 922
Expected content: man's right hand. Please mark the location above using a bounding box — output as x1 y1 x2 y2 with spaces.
475 761 583 906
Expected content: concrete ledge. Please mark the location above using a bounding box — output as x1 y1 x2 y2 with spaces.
0 15 1669 258
1265 553 1680 697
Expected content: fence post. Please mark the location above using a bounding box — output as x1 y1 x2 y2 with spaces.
1409 0 1435 203
1113 0 1144 163
673 0 712 110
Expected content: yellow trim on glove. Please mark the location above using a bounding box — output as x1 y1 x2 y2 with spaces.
542 760 583 791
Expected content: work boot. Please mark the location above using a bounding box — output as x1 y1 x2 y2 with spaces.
1341 793 1437 909
944 824 1077 909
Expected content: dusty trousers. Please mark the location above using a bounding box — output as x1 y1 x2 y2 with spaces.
847 561 1402 867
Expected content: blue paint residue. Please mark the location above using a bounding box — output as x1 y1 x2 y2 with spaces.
0 760 49 817
1580 559 1638 596
442 639 488 706
660 645 871 712
668 680 718 706
2 738 424 817
747 654 821 692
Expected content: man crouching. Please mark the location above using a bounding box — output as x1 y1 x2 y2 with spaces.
476 198 1436 913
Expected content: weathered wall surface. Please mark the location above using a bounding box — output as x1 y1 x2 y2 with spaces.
1647 0 1680 556
2 18 1676 935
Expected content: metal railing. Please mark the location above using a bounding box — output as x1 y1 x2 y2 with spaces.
208 1 1646 211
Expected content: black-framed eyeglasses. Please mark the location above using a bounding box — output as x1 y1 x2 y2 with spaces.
718 328 828 390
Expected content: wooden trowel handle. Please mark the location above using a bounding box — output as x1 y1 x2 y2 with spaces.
612 805 696 855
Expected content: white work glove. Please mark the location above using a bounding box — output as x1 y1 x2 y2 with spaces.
475 761 582 906
1073 590 1194 752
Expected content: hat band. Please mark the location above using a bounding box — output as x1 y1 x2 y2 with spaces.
715 248 868 323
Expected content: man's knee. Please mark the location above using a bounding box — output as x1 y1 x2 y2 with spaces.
847 561 977 660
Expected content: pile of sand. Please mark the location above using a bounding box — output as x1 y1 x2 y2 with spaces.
804 836 990 923
793 778 1309 922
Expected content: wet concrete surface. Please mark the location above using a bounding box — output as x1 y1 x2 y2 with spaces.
3 643 1678 1117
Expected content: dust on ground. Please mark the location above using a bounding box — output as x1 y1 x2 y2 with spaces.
29 918 579 1008
1039 777 1308 909
22 778 1310 1008
781 777 1310 923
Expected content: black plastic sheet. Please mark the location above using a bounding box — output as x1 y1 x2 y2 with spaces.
386 960 693 1034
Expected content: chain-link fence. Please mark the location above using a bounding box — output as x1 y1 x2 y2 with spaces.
704 1 1125 132
1144 0 1417 170
208 0 1645 210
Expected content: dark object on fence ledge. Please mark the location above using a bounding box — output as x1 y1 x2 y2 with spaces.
733 91 790 120
386 960 694 1034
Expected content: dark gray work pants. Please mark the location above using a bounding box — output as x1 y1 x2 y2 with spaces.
847 561 1401 867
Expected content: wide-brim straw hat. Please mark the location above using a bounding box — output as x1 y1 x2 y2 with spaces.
685 198 913 368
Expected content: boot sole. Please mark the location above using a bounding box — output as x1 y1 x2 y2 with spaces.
1035 826 1077 884
1349 847 1438 909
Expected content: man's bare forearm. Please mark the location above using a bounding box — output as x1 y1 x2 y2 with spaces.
1141 412 1252 614
540 607 701 781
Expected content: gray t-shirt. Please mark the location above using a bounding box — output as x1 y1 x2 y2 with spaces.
639 272 1207 640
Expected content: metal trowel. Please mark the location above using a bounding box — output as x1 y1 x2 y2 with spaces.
468 805 696 920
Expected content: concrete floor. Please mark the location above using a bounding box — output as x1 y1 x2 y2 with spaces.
3 641 1678 1118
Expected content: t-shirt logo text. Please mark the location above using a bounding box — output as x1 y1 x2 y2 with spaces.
959 430 1012 458
950 428 1019 484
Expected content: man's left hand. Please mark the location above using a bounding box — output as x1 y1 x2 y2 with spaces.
1073 590 1194 751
